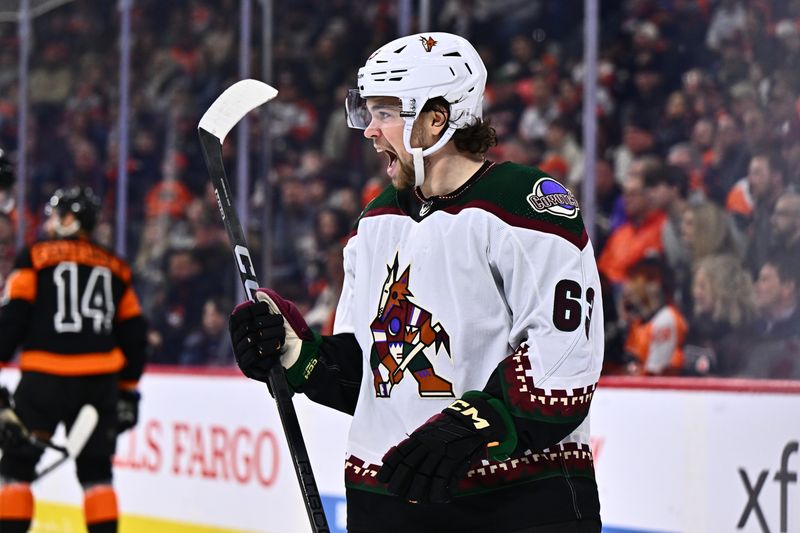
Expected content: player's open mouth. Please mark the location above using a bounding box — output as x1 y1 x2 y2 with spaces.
377 147 399 178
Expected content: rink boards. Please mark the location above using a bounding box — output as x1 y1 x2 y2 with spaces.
1 369 799 533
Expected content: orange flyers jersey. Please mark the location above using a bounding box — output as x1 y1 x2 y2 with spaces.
1 237 144 376
725 178 753 217
625 304 687 374
598 210 667 284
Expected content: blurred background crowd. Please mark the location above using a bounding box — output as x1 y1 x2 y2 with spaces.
0 0 799 378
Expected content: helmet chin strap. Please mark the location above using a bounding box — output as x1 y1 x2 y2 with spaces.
411 147 425 188
403 120 457 188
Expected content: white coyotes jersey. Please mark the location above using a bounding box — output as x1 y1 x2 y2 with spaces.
333 162 604 488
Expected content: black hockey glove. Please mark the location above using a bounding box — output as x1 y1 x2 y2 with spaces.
229 289 322 387
0 386 25 449
117 389 140 433
377 391 517 504
230 299 286 382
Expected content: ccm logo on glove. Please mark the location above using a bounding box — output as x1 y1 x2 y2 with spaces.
446 399 490 430
377 392 517 503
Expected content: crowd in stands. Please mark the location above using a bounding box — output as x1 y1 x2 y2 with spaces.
0 0 798 378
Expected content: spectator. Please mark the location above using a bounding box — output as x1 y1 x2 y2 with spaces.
28 43 74 106
496 34 538 81
0 149 37 245
680 200 744 265
144 178 194 221
361 177 384 209
271 175 316 284
780 118 800 189
742 107 771 152
486 74 527 142
739 254 800 378
770 192 800 256
493 137 541 168
621 258 687 376
179 297 235 366
305 206 350 286
667 142 705 199
706 114 751 204
517 75 559 142
752 254 800 338
613 118 658 186
328 187 362 223
644 164 691 305
593 158 622 254
620 59 666 135
724 171 754 223
713 38 750 89
774 18 800 74
742 151 788 274
705 0 747 52
644 164 689 270
538 154 569 185
543 117 584 186
657 92 695 153
305 242 345 335
269 71 319 149
689 117 716 170
598 170 667 285
314 207 349 252
683 254 755 376
678 200 745 313
150 247 212 364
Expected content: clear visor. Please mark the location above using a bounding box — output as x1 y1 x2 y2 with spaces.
345 89 404 130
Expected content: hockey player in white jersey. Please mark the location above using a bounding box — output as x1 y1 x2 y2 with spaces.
229 32 603 532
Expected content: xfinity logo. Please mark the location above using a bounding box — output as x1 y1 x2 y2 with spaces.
739 441 798 532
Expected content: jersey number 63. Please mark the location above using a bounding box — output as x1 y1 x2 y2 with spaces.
553 279 595 338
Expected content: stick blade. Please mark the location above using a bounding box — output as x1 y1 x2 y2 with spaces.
66 404 98 457
198 79 278 143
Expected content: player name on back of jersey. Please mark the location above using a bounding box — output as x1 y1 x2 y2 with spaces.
31 239 129 279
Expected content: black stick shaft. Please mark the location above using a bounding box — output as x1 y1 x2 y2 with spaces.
199 128 329 533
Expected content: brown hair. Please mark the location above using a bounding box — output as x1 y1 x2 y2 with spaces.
422 97 497 156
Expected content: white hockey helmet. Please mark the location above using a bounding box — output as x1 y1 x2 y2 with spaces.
346 32 487 186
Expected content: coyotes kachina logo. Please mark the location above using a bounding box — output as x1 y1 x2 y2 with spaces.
370 253 453 398
419 35 438 52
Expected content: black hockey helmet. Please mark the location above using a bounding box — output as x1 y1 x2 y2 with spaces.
45 186 101 233
0 148 13 191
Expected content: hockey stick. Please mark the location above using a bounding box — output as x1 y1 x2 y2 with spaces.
198 79 329 533
1 405 69 457
32 404 99 481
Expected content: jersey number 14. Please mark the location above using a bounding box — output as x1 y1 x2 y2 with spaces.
53 262 115 334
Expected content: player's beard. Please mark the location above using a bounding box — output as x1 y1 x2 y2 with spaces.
391 127 429 190
392 157 416 190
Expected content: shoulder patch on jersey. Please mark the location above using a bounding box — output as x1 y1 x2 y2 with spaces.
452 162 588 249
526 177 579 219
